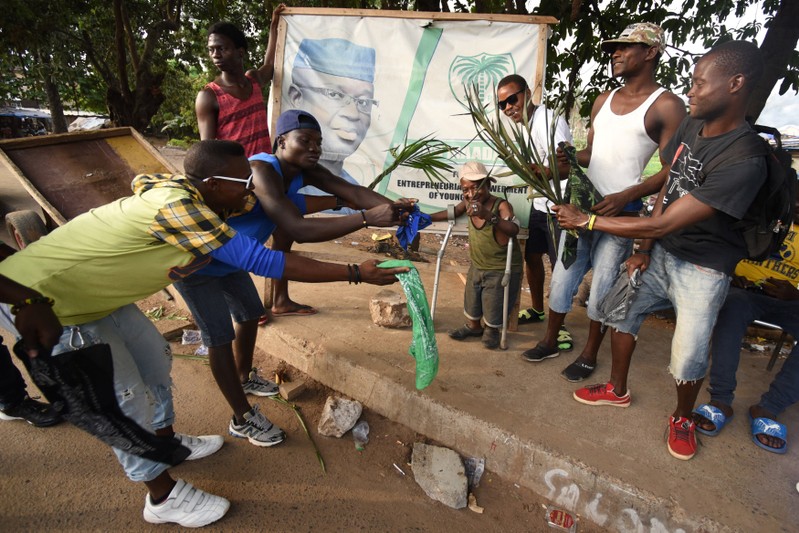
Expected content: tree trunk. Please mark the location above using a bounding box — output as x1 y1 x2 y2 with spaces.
38 51 68 133
747 0 799 121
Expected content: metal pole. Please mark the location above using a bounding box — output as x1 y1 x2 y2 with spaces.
500 238 513 350
430 206 456 321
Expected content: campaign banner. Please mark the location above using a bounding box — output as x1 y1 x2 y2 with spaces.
273 10 554 227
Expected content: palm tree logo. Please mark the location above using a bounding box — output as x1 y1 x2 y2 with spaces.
449 53 515 111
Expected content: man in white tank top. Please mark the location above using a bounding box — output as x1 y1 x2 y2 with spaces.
521 23 686 382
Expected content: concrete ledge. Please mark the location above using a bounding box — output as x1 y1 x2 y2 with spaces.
256 322 723 532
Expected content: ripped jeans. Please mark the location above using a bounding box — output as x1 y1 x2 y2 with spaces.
605 244 730 383
52 304 174 482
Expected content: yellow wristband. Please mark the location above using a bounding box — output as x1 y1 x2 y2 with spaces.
587 214 597 231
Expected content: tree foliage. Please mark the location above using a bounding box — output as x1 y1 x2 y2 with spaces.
528 0 799 121
0 0 795 134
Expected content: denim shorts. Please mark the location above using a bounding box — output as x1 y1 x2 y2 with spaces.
52 304 174 482
606 244 730 383
173 270 265 347
464 266 522 329
548 228 634 320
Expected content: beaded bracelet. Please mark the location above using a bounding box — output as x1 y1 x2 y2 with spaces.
11 296 55 315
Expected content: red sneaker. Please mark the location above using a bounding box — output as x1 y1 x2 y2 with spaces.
573 382 631 407
667 416 697 460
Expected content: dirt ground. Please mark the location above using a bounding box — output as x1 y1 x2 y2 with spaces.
0 285 605 532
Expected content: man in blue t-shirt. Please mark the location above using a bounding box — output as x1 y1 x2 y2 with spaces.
553 41 768 461
174 110 409 448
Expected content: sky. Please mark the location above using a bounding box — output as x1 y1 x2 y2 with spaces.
759 87 799 129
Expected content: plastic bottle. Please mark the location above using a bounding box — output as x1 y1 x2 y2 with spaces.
352 420 370 451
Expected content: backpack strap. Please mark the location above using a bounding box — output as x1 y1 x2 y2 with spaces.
697 126 767 181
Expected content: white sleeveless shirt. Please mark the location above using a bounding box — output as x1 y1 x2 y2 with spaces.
587 87 666 197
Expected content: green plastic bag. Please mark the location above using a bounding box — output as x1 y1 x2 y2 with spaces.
378 260 439 390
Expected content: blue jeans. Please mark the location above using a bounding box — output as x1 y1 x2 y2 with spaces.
548 229 633 321
607 244 731 382
709 287 799 415
51 305 175 483
173 270 264 347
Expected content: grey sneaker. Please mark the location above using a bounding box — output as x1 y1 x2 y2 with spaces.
143 478 229 527
174 432 224 461
242 368 279 397
229 405 285 447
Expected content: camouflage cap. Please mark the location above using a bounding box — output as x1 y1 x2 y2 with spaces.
601 23 666 54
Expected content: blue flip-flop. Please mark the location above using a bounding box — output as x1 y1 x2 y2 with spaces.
693 404 732 436
750 415 788 454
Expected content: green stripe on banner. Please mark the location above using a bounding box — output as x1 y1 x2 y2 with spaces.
377 27 444 197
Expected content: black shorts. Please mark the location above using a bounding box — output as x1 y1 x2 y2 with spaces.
525 206 558 267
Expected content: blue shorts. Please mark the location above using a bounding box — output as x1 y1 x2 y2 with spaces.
173 271 264 347
549 228 634 321
606 244 731 383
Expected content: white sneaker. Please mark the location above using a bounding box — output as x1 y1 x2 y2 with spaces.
241 368 279 397
229 404 285 447
143 479 229 527
175 433 224 461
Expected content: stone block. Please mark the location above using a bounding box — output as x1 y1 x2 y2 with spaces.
369 289 411 328
279 380 306 401
411 443 468 509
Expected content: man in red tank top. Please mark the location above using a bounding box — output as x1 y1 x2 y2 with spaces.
195 5 285 157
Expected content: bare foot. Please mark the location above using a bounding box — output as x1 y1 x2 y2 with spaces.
271 302 318 317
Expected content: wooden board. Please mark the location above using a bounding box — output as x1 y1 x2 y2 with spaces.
0 128 177 225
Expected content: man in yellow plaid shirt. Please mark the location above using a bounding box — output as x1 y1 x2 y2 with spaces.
0 139 407 528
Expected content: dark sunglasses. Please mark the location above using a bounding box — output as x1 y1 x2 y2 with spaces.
498 89 525 110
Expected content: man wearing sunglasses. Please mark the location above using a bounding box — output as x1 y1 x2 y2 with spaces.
0 139 408 527
522 23 686 385
496 75 573 348
173 110 411 450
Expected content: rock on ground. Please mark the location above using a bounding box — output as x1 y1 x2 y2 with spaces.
317 396 362 437
411 442 468 509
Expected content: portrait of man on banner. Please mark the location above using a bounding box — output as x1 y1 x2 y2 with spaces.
288 38 378 189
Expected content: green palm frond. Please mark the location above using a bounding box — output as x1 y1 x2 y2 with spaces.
464 84 567 205
368 134 457 190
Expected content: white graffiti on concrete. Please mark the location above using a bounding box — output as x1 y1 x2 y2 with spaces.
543 468 686 533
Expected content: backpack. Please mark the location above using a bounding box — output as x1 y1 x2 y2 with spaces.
699 124 797 261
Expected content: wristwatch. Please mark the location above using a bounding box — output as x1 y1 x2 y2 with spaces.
489 214 499 225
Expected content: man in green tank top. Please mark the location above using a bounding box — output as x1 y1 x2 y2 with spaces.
430 161 523 349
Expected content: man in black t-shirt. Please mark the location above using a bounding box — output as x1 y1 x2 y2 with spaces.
553 40 767 461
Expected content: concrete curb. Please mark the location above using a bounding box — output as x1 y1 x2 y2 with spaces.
255 324 726 532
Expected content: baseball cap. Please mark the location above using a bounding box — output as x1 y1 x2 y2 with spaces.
273 110 321 151
601 23 665 54
459 161 494 182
